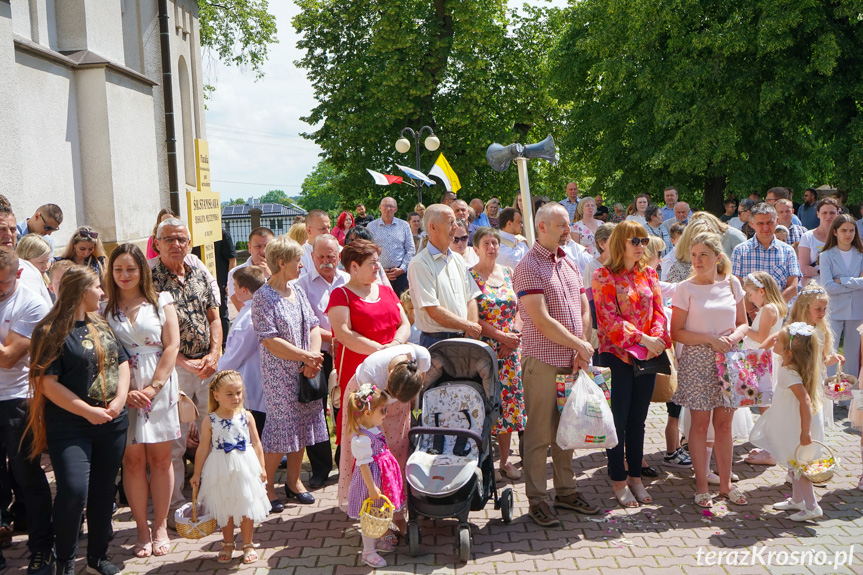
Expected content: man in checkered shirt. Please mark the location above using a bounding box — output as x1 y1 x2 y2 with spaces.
513 202 600 527
731 202 801 312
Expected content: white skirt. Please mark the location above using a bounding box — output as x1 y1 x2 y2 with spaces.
199 449 270 527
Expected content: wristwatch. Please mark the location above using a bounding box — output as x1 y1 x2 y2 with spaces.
151 379 164 392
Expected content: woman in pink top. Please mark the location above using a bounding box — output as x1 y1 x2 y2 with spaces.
670 231 748 509
593 221 670 509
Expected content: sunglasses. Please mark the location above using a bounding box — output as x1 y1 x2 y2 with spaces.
75 230 99 240
629 237 649 247
452 236 469 244
39 213 60 232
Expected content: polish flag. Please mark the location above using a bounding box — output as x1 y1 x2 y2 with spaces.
366 169 403 186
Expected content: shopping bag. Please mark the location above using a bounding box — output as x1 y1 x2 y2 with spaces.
556 366 612 412
651 348 678 403
556 370 618 450
715 348 773 408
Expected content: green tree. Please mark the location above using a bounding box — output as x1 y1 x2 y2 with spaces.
198 0 278 81
259 189 295 206
230 198 246 205
293 1 576 211
298 160 344 214
549 0 863 212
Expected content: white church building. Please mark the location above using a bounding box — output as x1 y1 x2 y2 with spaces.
0 0 207 248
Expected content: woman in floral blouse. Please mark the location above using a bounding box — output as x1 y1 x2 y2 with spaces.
593 221 670 509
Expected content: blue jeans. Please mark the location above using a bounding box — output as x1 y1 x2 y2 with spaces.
0 399 53 555
47 418 127 562
419 331 463 349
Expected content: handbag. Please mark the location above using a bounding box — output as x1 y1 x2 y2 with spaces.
614 295 671 376
177 391 199 424
651 347 678 402
297 295 328 404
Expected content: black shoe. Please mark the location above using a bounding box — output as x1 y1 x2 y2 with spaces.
641 466 659 478
27 550 55 575
0 549 6 571
270 499 285 513
308 474 328 489
285 488 315 504
57 560 74 575
85 556 119 575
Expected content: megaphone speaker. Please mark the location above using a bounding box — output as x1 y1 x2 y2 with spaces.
522 135 556 164
486 142 524 172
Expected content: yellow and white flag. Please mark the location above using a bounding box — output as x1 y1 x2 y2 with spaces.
428 153 461 193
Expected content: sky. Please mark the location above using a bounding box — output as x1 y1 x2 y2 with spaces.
205 1 569 203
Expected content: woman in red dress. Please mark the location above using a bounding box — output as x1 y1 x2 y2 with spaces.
327 240 411 443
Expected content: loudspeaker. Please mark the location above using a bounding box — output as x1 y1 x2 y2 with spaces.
486 143 524 172
522 135 556 163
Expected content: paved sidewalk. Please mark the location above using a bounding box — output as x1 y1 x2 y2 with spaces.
4 404 862 574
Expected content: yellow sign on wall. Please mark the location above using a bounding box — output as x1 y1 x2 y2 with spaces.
200 242 217 278
195 139 211 191
186 190 221 247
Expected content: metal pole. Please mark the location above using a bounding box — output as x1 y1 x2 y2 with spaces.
516 157 535 247
415 131 422 205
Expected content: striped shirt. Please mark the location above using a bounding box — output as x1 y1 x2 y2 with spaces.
731 236 801 289
514 241 585 368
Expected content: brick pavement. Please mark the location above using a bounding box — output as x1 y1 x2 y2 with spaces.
3 404 862 574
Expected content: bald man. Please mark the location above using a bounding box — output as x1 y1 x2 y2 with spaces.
367 196 414 296
407 204 481 348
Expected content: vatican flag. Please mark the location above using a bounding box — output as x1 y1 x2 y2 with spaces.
428 153 461 193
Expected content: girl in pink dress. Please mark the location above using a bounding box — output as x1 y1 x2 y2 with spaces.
345 384 405 568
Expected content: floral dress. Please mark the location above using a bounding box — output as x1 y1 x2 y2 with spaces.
469 267 525 434
572 221 599 258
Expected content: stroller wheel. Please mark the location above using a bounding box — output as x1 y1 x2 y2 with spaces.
501 488 514 524
407 522 420 557
457 525 471 563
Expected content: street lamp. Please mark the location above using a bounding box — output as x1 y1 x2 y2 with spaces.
395 126 439 204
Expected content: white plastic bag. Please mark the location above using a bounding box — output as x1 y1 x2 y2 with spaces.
556 369 618 450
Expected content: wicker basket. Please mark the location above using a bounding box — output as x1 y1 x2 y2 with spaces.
793 440 837 485
360 495 394 539
824 364 858 401
175 486 218 540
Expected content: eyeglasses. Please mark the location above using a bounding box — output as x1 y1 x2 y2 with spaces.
159 236 189 245
39 213 59 232
75 230 99 240
452 236 469 244
629 237 650 247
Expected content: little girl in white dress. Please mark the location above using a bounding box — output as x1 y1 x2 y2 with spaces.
191 371 270 564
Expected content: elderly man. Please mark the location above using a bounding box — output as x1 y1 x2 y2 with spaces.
662 201 690 232
775 199 808 244
559 182 580 222
295 234 347 487
354 203 373 227
765 187 804 226
227 227 274 310
452 199 470 224
300 210 333 278
408 204 481 348
497 207 528 270
732 203 801 305
514 202 598 526
470 198 491 228
16 204 62 257
0 246 55 575
150 218 221 518
368 197 414 296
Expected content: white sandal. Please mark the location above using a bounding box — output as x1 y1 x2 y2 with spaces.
614 486 638 508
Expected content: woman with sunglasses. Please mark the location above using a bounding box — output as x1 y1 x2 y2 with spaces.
450 220 478 267
58 226 107 277
593 221 670 508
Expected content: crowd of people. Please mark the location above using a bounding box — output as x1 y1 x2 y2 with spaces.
0 184 862 571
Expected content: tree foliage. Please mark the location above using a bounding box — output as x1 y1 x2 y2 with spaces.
198 0 278 80
293 1 578 214
298 160 344 214
258 189 295 206
550 0 863 211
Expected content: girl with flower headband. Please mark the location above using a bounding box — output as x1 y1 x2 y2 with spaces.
345 383 405 568
750 322 825 521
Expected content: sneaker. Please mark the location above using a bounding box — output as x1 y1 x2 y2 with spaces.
27 550 55 575
85 556 119 575
58 560 74 575
528 500 560 527
663 447 692 468
788 505 823 522
553 491 600 515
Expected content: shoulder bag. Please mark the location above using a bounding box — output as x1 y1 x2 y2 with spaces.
298 289 328 404
614 275 671 377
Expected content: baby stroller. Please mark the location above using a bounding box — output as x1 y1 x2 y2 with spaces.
405 338 513 562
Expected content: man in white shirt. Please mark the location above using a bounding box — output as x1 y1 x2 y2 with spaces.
407 204 482 348
497 207 529 271
300 210 334 277
0 246 55 574
295 234 347 487
227 227 274 311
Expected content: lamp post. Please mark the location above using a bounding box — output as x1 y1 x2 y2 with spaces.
395 126 440 205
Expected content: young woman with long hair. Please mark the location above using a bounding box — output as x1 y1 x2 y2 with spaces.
26 266 131 575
